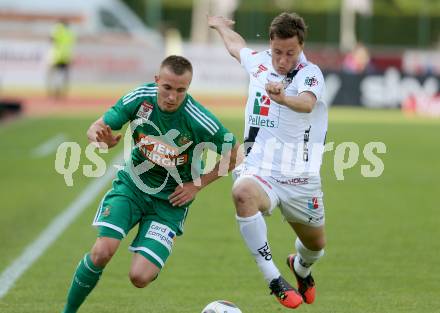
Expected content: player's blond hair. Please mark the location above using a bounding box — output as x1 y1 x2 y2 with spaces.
160 55 193 75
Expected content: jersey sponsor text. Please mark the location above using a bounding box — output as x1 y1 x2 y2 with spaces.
136 134 188 167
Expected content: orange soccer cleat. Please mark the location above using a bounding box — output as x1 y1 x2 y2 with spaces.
286 254 316 304
269 276 303 309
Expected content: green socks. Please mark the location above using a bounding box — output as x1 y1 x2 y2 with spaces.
61 253 104 313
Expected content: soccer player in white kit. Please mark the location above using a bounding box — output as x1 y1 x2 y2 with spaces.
208 12 327 309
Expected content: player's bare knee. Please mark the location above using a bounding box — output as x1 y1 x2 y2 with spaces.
232 183 258 207
312 234 326 251
91 250 113 267
129 274 148 288
233 197 258 218
232 184 249 203
316 237 326 250
129 271 156 288
91 244 115 267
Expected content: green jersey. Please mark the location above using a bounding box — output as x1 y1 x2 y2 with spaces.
103 83 236 200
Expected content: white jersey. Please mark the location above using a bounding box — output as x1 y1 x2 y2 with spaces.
239 47 327 178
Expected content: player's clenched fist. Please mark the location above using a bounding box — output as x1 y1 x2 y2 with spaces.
265 82 285 104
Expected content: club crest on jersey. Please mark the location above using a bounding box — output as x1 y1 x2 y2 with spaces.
136 101 154 120
101 206 111 217
177 133 192 146
282 76 293 89
282 63 304 89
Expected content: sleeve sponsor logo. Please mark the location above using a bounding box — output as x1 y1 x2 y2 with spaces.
304 76 318 87
145 221 176 252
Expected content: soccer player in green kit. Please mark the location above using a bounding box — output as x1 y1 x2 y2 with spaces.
61 55 239 313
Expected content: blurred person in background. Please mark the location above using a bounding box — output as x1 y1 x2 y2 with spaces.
209 12 327 309
47 20 75 99
60 55 239 313
342 42 371 74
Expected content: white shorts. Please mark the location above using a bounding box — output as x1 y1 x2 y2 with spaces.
232 165 325 227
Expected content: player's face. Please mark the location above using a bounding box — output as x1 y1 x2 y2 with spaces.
270 35 303 75
155 66 192 112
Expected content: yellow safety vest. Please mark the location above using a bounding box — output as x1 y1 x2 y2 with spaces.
51 23 75 64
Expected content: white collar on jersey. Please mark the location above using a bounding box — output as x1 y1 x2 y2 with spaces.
297 51 307 67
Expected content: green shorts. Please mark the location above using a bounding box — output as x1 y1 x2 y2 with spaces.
93 171 190 268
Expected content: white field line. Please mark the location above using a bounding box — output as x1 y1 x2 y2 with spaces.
31 133 67 158
0 154 123 299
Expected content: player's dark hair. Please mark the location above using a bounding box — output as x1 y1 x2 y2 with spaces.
269 12 307 44
160 55 193 75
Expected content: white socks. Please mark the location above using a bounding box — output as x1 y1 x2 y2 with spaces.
236 212 280 283
236 212 325 282
294 237 324 278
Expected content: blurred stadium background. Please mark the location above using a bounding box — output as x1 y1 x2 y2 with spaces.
0 1 439 313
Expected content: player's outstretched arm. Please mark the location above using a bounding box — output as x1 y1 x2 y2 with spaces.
87 117 122 149
208 15 246 62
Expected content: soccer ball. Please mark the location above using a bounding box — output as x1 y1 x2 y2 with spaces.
201 300 242 313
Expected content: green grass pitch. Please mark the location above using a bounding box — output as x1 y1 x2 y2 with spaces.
0 108 439 313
